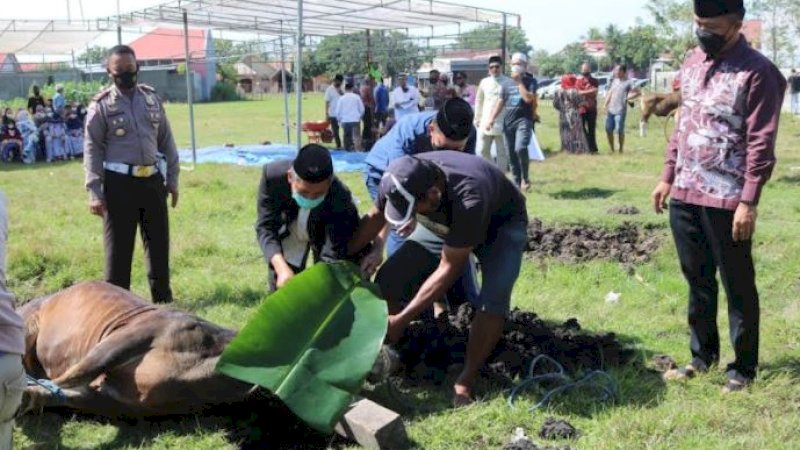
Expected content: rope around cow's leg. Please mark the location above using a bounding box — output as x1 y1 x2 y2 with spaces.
25 375 66 405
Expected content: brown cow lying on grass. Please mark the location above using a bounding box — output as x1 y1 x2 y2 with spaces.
639 91 682 137
17 281 257 418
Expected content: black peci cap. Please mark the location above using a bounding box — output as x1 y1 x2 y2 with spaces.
293 144 333 183
694 0 745 18
436 97 474 141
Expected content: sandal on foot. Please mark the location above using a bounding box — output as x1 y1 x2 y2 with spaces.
662 364 698 381
722 378 748 394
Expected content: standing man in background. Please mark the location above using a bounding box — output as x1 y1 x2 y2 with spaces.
392 74 420 122
789 69 800 117
334 83 365 151
576 62 600 153
360 77 377 150
0 191 25 450
27 85 46 115
474 56 509 172
84 45 180 304
325 74 344 149
653 0 786 393
52 84 66 114
454 71 476 109
374 77 390 131
603 64 640 153
485 53 538 192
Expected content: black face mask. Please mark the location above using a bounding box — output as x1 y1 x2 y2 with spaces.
696 28 728 59
582 72 591 77
112 70 138 90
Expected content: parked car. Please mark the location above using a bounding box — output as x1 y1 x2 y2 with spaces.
537 78 556 89
539 81 561 99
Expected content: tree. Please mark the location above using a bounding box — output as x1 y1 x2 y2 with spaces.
646 0 696 65
303 31 431 79
456 24 532 54
750 0 798 66
614 24 666 72
77 46 108 66
534 44 589 77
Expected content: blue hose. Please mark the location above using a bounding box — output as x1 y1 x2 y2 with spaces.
507 354 618 411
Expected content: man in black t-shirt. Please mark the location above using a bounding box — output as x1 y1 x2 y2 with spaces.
348 151 528 406
27 85 46 115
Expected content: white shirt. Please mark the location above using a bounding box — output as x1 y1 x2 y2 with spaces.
325 85 342 118
334 92 365 124
474 75 508 136
391 86 420 121
281 208 311 268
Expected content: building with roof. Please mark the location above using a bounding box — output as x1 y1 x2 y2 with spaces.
234 57 294 95
128 27 216 101
0 53 22 73
583 40 608 59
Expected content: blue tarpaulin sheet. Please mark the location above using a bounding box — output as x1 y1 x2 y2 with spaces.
178 144 367 173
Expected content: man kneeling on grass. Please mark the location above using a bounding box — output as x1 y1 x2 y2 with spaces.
256 144 365 292
349 151 528 405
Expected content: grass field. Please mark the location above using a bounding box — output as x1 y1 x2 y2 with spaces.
2 94 800 450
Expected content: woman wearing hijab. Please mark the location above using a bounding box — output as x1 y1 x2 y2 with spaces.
0 110 22 162
15 110 38 164
553 74 590 154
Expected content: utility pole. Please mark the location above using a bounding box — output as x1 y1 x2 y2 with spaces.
501 13 507 69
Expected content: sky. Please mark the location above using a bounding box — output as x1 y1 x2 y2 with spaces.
2 0 654 59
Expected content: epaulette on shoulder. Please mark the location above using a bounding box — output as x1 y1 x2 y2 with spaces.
92 86 114 103
138 83 157 93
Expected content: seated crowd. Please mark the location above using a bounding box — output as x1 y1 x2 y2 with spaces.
0 84 87 164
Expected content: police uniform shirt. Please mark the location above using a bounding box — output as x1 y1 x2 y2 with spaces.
83 85 179 201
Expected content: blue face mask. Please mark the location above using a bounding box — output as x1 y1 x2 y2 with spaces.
292 191 325 210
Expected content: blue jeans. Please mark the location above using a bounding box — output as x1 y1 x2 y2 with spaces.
503 120 532 186
605 112 627 134
364 164 479 303
377 218 526 316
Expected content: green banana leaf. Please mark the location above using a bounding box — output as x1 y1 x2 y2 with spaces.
215 261 388 433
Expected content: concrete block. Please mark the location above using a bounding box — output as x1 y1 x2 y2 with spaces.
334 398 409 450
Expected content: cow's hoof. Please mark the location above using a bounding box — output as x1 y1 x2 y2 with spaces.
16 386 50 417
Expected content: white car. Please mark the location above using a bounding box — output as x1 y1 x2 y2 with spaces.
539 81 561 99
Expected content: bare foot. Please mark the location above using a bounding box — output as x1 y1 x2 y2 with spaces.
452 383 474 408
520 181 531 193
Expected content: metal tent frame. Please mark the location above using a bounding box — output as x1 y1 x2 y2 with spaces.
1 1 521 165
115 0 519 164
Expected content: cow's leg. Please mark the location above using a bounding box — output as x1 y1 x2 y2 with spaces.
50 321 160 389
19 383 131 417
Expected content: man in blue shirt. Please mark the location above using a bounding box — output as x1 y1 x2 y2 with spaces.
52 84 66 114
363 98 476 255
373 77 390 130
360 97 478 313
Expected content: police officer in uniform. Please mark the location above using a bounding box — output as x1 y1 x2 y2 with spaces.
84 45 179 303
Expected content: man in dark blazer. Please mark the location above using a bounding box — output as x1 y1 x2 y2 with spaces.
256 144 364 291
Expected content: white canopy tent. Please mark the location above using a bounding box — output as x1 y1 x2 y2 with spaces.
1 1 520 164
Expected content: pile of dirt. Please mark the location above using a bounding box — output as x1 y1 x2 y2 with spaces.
526 218 660 264
607 205 641 215
503 442 574 450
539 418 579 440
396 303 636 386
